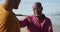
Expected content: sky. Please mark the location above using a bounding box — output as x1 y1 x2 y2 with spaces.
0 0 60 15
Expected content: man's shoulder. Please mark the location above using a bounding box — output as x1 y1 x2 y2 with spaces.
44 17 52 24
42 14 51 21
0 4 4 11
45 17 51 20
23 15 34 20
26 15 34 18
0 4 5 8
0 4 3 7
0 4 9 14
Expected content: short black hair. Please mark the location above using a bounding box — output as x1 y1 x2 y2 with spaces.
35 2 42 7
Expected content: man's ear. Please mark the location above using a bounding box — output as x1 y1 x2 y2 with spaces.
41 7 43 10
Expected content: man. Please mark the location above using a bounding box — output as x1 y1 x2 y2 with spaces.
19 2 53 32
0 0 21 32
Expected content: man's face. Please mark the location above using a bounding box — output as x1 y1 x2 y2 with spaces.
33 3 43 16
13 0 20 9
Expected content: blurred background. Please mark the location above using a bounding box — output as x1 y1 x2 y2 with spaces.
0 0 60 32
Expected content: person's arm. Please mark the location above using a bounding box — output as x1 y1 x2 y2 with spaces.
48 19 53 32
18 17 29 28
48 26 53 32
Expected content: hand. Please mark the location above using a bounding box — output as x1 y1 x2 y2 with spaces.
48 26 53 32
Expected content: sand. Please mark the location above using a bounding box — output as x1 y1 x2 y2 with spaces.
20 24 60 32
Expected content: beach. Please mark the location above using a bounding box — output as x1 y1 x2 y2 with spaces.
20 24 60 32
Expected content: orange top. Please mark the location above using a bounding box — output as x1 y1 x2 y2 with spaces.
0 4 20 32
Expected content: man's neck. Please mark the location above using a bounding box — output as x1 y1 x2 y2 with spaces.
36 14 45 23
37 15 42 19
4 4 12 12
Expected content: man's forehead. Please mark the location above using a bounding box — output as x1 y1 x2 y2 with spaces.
35 3 42 6
4 0 20 1
33 2 42 7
